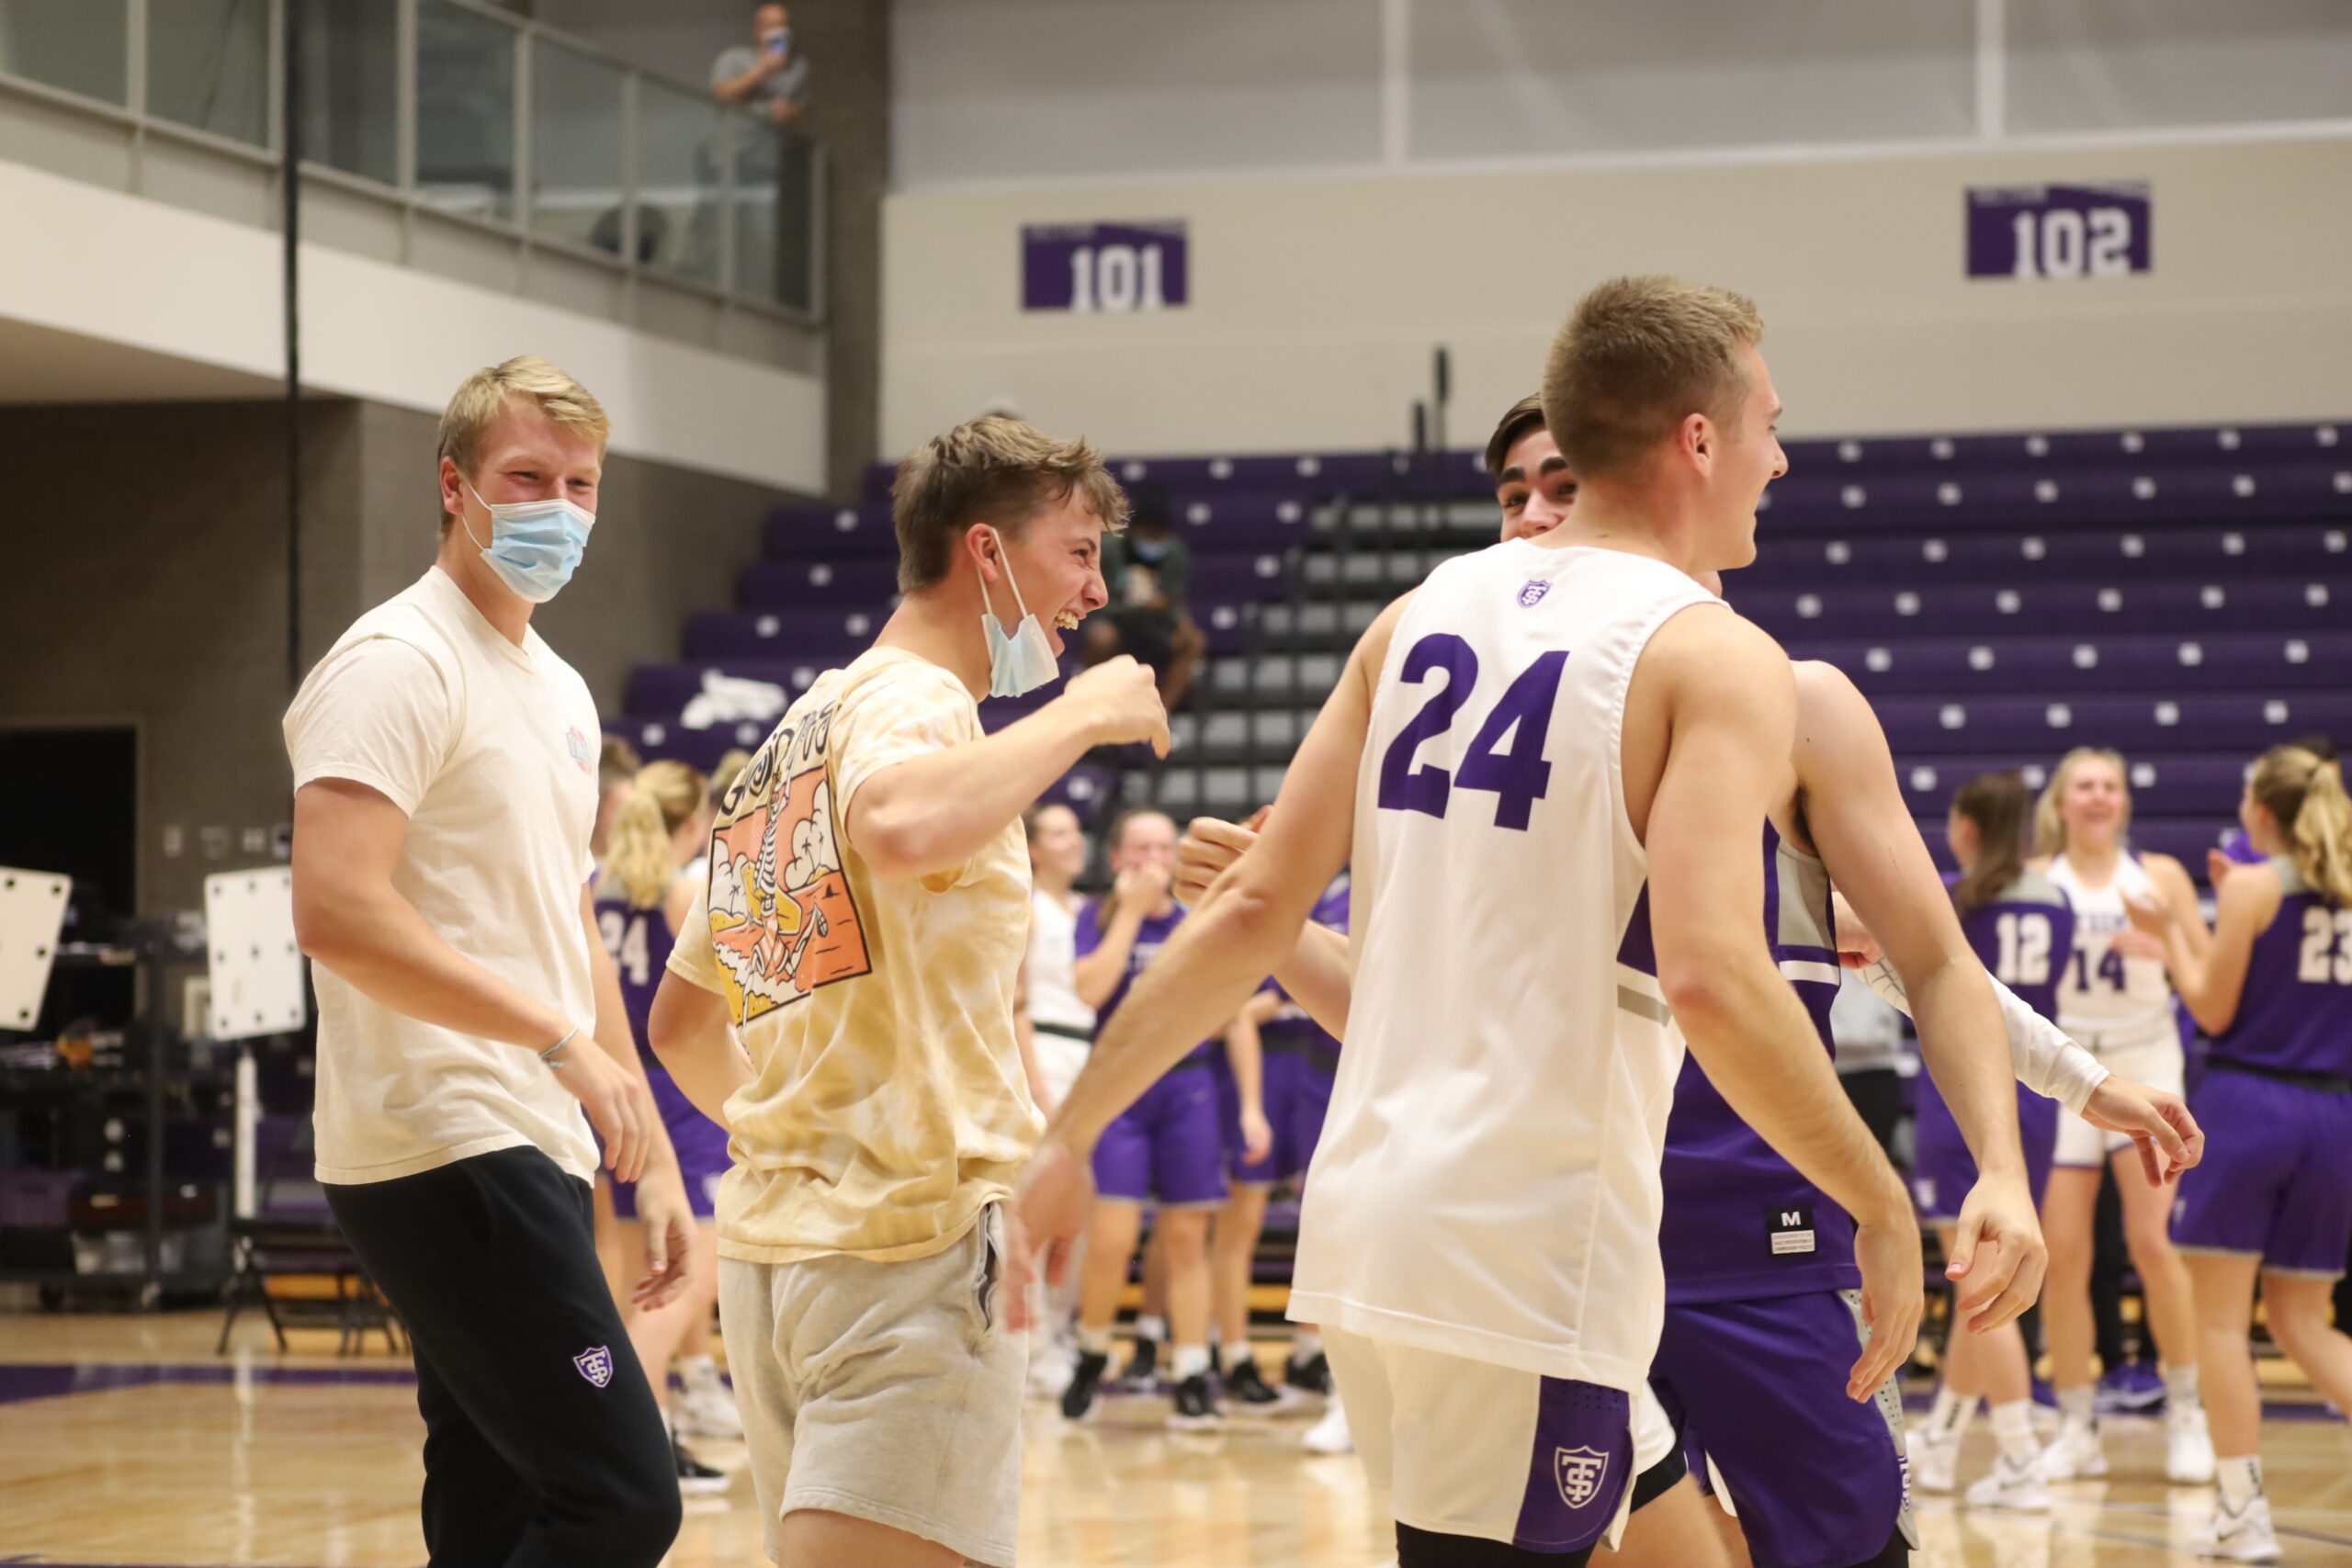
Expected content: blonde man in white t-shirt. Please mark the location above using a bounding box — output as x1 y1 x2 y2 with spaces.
286 357 695 1568
650 415 1170 1568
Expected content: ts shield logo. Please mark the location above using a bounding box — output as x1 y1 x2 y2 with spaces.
573 1344 616 1388
1555 1445 1610 1508
1518 579 1552 608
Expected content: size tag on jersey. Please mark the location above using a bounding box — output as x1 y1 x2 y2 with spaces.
1769 1206 1816 1257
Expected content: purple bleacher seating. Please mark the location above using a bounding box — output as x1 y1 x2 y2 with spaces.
1039 763 1116 824
1871 694 2352 757
609 716 775 772
1170 491 1317 548
1737 577 2346 640
1777 421 2346 478
739 557 901 610
1754 461 2352 528
626 660 822 715
685 607 884 661
1895 752 2252 818
765 501 898 558
1788 632 2352 699
1745 525 2348 589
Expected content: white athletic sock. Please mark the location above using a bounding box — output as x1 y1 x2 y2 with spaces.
1136 1314 1168 1344
2056 1382 2097 1427
1078 1324 1115 1357
1927 1386 1974 1440
1989 1400 2039 1466
1292 1330 1324 1361
2218 1454 2262 1511
1172 1344 1212 1382
2164 1361 2202 1410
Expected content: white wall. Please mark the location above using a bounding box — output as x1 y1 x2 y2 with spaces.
882 131 2352 457
0 160 824 491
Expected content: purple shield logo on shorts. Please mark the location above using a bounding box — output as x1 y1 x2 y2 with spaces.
573 1345 615 1388
1555 1445 1610 1508
1518 579 1552 608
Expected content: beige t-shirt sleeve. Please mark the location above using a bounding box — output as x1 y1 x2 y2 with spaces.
666 888 724 995
829 660 982 834
284 637 454 815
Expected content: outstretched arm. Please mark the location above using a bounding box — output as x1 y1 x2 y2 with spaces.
1641 614 1921 1393
1792 663 2041 1331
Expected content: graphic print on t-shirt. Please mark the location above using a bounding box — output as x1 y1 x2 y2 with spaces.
706 704 871 1023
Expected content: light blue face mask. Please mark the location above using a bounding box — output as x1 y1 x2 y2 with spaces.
978 527 1061 698
461 480 595 604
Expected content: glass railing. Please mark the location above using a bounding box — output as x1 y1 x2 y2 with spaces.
0 0 820 320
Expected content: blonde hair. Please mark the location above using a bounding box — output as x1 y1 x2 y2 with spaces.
707 748 753 812
1541 276 1764 483
890 415 1128 593
605 761 708 909
436 355 610 533
2248 746 2352 907
2033 747 2132 858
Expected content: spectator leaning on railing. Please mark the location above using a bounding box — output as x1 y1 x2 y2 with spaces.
712 4 808 126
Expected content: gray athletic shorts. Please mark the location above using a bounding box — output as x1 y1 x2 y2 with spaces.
718 1205 1024 1566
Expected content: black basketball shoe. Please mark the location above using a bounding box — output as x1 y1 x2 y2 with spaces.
1061 1349 1111 1421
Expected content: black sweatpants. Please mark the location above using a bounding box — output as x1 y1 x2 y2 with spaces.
328 1145 680 1568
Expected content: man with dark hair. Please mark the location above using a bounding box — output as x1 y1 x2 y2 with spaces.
1084 485 1207 709
648 416 1168 1568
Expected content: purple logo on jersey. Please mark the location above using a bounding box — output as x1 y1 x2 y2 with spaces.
1518 580 1552 608
1555 1445 1610 1508
573 1344 615 1388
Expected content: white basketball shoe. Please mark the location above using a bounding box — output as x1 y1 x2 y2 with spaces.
1965 1452 2052 1512
1302 1399 1354 1455
2195 1495 2282 1562
1911 1432 1960 1494
2035 1418 2109 1481
2167 1404 2219 1484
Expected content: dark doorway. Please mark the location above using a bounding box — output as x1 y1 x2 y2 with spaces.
0 727 137 939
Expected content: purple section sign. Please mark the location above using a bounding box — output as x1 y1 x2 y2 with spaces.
1022 221 1189 313
1967 182 2151 280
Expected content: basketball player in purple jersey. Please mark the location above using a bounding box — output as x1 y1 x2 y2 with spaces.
593 762 741 1495
1060 807 1261 1428
1909 773 2075 1511
2030 748 2217 1484
1015 279 1955 1568
2127 744 2352 1562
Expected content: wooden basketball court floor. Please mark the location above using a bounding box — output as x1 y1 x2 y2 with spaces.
2 1312 2347 1567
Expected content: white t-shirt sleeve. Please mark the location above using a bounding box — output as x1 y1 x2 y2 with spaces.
285 637 455 815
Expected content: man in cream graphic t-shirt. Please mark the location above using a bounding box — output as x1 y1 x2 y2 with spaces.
651 416 1169 1568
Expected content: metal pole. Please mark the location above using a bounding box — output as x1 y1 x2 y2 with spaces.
282 0 303 694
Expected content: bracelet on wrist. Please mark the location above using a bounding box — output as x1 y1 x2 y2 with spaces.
540 1025 579 1068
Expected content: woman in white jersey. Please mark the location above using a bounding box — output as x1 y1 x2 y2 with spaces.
2030 747 2215 1485
1019 801 1095 1394
1023 803 1096 1110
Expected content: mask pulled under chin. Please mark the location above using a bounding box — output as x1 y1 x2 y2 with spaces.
978 528 1061 697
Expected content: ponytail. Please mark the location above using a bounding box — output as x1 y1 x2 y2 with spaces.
605 760 708 908
1951 772 2030 919
2033 747 2131 859
2249 746 2352 908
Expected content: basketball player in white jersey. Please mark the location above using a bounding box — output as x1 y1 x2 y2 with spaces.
1017 800 1094 1394
1184 398 2194 1568
2031 747 2217 1485
1009 277 1938 1567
